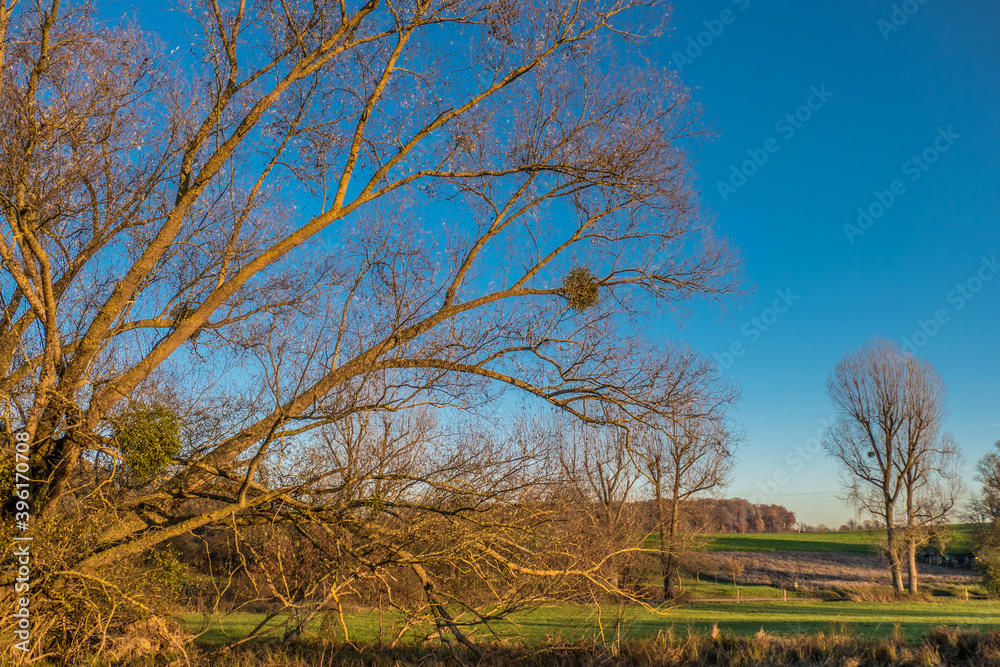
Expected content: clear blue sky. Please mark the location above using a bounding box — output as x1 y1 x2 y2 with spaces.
654 0 1000 525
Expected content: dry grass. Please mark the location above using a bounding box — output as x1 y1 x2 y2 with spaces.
68 626 998 666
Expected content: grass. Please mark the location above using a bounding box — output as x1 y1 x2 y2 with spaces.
676 580 802 599
180 597 1000 648
636 599 1000 641
47 622 1000 667
179 583 804 647
704 531 879 554
699 524 977 555
170 524 986 661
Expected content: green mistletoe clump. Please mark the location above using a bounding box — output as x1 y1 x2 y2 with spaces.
114 405 181 479
563 266 600 312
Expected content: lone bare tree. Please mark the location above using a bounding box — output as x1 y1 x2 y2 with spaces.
823 339 960 594
970 441 1000 524
1 0 744 657
629 349 737 600
900 434 963 594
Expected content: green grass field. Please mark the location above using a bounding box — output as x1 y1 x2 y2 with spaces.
700 524 976 555
181 598 1000 648
674 580 805 599
180 525 987 652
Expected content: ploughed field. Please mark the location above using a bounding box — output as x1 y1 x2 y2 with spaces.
699 551 979 593
669 525 980 594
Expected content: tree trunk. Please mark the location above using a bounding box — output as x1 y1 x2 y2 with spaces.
656 497 671 600
659 536 671 600
904 482 919 595
664 486 682 600
653 470 673 601
906 536 918 595
664 543 677 599
885 521 904 593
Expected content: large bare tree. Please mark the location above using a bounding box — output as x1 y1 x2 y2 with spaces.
0 0 743 656
823 339 960 594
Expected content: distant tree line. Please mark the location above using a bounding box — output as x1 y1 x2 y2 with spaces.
632 497 796 534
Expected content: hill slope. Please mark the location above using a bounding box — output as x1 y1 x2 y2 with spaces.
703 525 976 555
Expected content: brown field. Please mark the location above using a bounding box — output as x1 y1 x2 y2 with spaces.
704 551 979 591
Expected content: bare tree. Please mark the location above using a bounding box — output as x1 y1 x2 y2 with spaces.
557 420 643 594
971 441 1000 523
629 349 737 600
823 339 960 594
900 435 963 594
0 0 743 657
968 442 1000 577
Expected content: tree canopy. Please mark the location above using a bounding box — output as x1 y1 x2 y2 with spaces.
0 0 742 659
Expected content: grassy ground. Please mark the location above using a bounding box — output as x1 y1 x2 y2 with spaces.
704 531 880 554
180 597 1000 648
675 580 803 599
700 524 976 554
175 525 987 656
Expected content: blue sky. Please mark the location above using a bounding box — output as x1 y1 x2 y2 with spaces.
653 0 1000 525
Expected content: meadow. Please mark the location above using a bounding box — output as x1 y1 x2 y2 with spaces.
182 598 1000 648
165 524 992 666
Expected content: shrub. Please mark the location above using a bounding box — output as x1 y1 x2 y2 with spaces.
2 515 189 663
144 547 187 599
721 557 744 585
